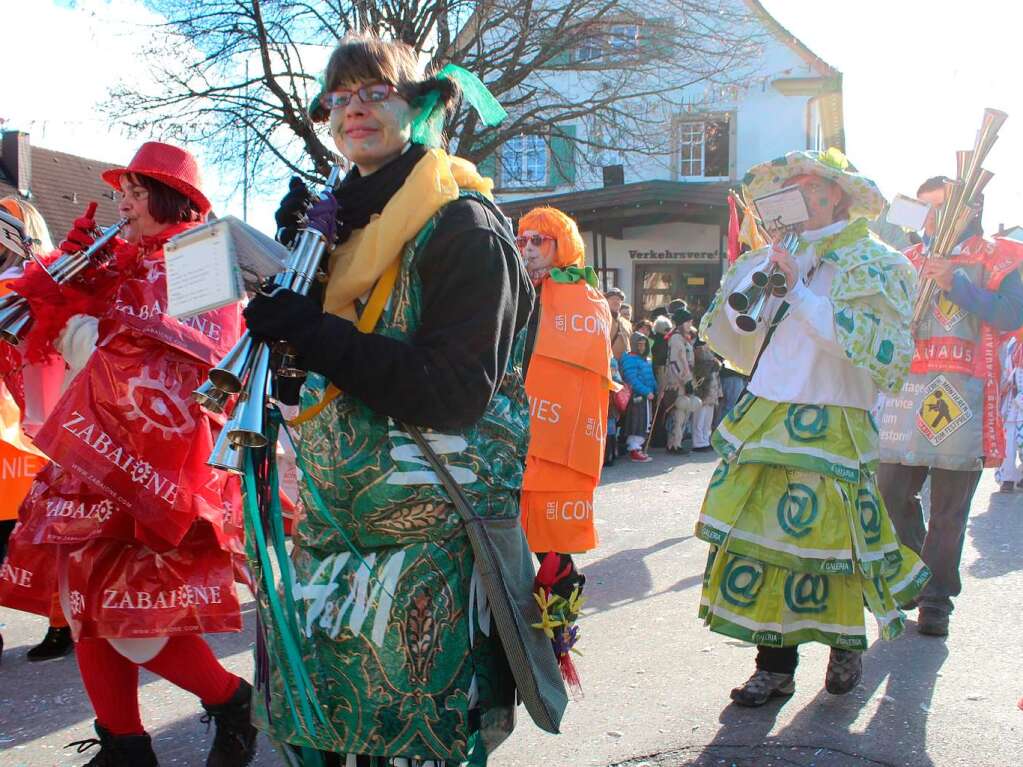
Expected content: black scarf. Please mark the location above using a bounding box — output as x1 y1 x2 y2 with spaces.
333 142 428 246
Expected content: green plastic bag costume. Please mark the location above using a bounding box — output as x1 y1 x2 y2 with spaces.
249 197 530 765
697 193 930 650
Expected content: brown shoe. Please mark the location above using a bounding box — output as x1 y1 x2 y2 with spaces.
825 648 862 695
917 608 949 637
730 669 795 707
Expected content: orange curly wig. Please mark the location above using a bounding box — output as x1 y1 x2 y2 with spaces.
518 206 585 268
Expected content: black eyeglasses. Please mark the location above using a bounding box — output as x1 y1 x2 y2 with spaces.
515 234 555 249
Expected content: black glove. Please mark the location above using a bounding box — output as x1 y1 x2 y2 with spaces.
243 288 323 352
684 381 694 395
274 177 313 246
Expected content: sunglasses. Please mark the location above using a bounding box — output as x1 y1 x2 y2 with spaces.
515 234 555 249
321 83 397 110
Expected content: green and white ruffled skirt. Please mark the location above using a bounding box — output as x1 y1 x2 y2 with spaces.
696 393 930 650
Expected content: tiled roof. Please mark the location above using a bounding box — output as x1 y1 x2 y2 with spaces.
0 139 122 246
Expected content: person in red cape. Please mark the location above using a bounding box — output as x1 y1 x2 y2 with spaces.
517 206 614 689
0 197 74 663
0 143 255 766
878 175 1023 637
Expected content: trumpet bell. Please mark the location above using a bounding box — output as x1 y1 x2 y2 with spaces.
208 333 254 394
207 427 246 475
727 284 757 313
193 379 232 414
0 304 33 346
226 345 271 448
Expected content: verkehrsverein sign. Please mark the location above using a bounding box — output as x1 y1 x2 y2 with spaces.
628 249 721 261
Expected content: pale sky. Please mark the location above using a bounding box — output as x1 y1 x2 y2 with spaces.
2 0 1021 234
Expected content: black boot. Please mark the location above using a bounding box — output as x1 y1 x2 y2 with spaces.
201 679 258 767
27 626 74 661
67 721 158 766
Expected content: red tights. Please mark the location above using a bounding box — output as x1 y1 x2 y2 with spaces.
75 635 240 735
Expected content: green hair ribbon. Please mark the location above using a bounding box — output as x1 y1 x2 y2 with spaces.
411 63 507 147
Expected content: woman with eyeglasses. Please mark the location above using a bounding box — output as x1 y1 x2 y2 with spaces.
515 207 614 686
0 144 253 766
242 35 563 765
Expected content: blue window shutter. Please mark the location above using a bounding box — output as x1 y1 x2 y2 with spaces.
549 125 577 187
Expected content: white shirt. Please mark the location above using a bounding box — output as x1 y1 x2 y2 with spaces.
730 220 878 410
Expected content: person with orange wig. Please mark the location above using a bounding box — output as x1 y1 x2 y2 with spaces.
516 206 614 688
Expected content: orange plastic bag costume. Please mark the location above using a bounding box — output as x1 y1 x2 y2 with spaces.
521 278 614 553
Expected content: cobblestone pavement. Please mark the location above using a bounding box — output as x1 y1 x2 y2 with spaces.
1 451 1020 766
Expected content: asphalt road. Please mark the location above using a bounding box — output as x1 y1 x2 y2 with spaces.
1 451 1020 766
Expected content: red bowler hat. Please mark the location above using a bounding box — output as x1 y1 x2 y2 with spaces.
102 142 212 215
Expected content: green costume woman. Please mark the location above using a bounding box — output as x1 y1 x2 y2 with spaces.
242 36 564 764
697 148 931 707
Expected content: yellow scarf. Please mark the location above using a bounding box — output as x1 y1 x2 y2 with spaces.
322 148 493 320
291 149 493 424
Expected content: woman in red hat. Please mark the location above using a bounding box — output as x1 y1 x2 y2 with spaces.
0 142 255 766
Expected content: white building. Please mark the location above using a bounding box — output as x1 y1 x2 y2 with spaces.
493 0 845 318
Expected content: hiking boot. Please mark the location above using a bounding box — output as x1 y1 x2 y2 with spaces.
629 450 653 463
27 626 74 662
201 679 258 767
825 648 862 695
729 669 795 707
999 481 1016 493
917 608 949 637
66 721 158 766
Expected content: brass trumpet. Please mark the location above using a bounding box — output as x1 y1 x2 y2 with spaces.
196 165 343 465
0 217 128 346
912 107 1007 328
727 232 798 332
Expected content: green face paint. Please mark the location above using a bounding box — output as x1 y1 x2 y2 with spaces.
819 197 830 208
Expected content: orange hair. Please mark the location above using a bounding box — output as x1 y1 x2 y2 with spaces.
518 206 585 268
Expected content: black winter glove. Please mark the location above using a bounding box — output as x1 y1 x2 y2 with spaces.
243 288 323 353
274 177 313 246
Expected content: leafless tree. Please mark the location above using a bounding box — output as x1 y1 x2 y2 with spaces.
106 0 764 192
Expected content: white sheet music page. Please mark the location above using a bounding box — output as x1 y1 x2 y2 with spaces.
164 221 241 318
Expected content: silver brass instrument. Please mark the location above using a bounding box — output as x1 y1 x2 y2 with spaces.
196 165 343 468
912 108 1007 329
728 232 798 332
0 217 128 346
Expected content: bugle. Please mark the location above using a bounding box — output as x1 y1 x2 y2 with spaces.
727 232 798 332
912 108 1007 328
0 216 128 346
196 165 343 461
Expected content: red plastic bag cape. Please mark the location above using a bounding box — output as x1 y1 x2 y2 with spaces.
31 226 242 547
0 524 57 618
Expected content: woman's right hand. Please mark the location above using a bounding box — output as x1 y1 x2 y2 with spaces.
58 203 99 254
275 177 313 246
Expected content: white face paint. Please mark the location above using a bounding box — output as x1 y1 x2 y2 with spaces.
517 228 558 284
328 80 419 176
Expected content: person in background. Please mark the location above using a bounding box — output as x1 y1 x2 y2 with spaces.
997 336 1023 491
0 197 72 664
718 361 747 420
620 302 633 322
633 318 653 336
691 339 722 451
665 306 695 455
605 286 632 361
516 205 612 611
620 332 656 462
606 355 624 466
877 174 1023 636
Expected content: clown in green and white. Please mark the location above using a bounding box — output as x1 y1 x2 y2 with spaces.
697 148 931 708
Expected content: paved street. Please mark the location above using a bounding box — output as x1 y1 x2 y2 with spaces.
1 452 1020 766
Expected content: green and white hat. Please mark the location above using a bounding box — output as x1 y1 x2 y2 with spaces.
742 147 886 221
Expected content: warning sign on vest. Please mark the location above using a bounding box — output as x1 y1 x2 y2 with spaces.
934 294 966 331
916 375 972 446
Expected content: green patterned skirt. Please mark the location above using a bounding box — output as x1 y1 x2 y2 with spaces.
696 393 930 650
